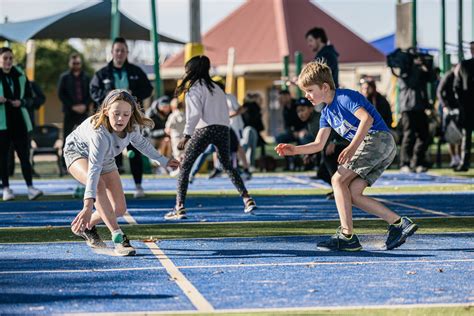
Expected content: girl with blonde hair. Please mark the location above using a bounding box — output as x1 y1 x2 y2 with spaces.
64 89 179 256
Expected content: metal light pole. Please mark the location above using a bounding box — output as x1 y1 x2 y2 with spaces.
110 0 120 40
412 0 417 47
150 0 162 98
440 0 447 72
458 0 464 61
294 51 303 98
185 0 204 63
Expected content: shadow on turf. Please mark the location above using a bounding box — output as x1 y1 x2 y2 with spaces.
151 248 432 259
0 293 175 304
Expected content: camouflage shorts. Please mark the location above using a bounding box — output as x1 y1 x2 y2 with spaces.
343 131 396 186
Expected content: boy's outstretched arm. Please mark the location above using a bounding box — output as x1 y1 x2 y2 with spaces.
338 107 374 164
275 127 331 156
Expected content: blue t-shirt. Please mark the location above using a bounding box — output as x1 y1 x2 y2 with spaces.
320 89 389 141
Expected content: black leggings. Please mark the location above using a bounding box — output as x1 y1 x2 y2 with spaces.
177 125 248 205
127 145 143 185
0 130 33 188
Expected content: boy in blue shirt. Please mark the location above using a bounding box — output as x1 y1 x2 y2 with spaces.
275 61 418 251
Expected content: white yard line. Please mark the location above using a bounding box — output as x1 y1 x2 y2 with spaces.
376 197 453 217
122 211 138 224
145 242 214 312
282 175 329 189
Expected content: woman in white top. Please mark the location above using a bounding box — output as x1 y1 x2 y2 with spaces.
64 89 179 256
165 55 257 220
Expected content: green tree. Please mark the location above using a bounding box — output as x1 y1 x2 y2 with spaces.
12 40 93 92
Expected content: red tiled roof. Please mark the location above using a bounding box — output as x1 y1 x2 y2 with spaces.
163 0 385 68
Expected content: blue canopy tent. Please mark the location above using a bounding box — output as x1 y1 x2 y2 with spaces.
370 34 438 55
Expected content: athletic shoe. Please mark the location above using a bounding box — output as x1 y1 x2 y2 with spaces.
244 198 257 214
2 188 15 201
133 187 145 199
400 166 412 173
415 165 428 173
164 208 187 220
385 217 418 250
317 228 362 251
189 175 195 184
208 168 223 179
27 187 43 200
114 234 136 256
73 226 106 248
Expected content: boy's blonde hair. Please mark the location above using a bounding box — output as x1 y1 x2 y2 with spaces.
298 60 335 90
91 89 154 133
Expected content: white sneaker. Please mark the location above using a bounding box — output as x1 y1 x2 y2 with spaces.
244 198 257 214
133 187 145 198
415 166 428 173
400 166 412 173
3 188 15 201
28 187 43 200
169 169 180 177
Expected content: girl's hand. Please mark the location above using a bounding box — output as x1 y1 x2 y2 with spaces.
71 203 93 233
274 143 296 156
337 146 357 165
166 158 180 170
0 96 6 103
177 137 190 150
11 100 21 107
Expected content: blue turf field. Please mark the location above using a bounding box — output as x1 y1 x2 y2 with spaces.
6 172 474 196
0 193 472 228
1 172 473 314
1 234 473 314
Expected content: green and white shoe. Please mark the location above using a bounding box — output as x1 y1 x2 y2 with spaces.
113 234 136 256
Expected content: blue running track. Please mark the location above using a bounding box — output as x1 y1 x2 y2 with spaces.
1 233 473 314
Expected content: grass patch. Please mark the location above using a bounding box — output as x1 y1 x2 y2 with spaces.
4 183 473 202
0 217 472 244
165 305 473 316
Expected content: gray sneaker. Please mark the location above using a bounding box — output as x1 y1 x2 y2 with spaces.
73 226 106 248
317 228 362 251
385 217 418 250
114 234 136 256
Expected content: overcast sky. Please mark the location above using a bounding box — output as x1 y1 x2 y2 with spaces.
1 0 472 53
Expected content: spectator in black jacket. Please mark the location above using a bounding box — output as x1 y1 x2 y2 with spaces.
437 66 461 168
306 27 339 87
241 92 265 169
0 47 42 201
146 95 172 159
275 90 308 170
454 41 474 172
360 77 393 128
8 80 46 177
58 53 91 169
90 37 153 198
398 55 436 173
